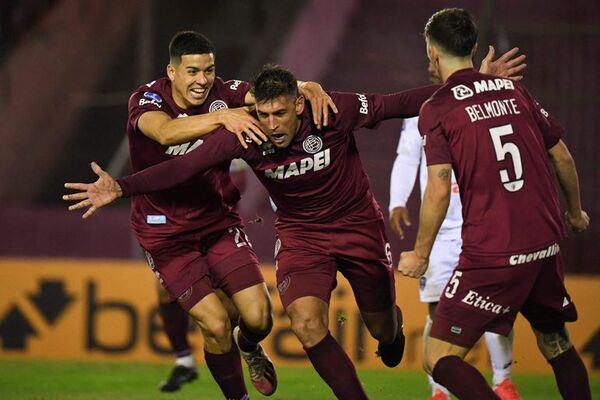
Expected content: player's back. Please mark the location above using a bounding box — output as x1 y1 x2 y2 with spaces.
126 77 249 240
420 68 565 268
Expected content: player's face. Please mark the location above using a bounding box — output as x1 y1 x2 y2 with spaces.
167 53 216 108
256 95 305 149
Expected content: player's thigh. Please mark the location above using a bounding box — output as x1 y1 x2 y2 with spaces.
521 255 578 334
206 226 265 298
420 238 460 303
430 264 538 349
274 235 338 310
141 238 211 310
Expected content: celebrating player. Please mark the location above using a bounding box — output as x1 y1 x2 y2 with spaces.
65 48 523 397
398 8 591 400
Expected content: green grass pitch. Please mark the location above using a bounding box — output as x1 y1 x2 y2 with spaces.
0 359 598 399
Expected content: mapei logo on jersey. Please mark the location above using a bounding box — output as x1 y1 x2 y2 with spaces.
302 135 323 154
209 100 228 113
229 80 242 90
264 148 331 180
165 139 204 156
451 84 474 100
461 290 511 315
139 91 163 108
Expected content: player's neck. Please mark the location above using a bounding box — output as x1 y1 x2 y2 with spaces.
440 58 473 83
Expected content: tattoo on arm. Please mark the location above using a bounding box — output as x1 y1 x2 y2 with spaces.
437 168 452 181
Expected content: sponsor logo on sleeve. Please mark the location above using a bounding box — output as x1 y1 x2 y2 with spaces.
451 84 474 100
209 100 228 113
139 91 163 108
302 135 323 154
357 93 369 114
229 80 242 90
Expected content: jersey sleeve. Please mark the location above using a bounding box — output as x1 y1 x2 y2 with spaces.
117 129 245 197
127 88 165 132
419 102 452 166
389 117 422 210
519 85 565 149
222 79 251 107
329 85 439 132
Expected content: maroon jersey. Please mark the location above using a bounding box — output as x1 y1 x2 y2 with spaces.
126 76 250 241
118 86 437 227
419 68 566 268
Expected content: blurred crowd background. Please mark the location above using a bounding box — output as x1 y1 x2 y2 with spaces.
0 0 598 274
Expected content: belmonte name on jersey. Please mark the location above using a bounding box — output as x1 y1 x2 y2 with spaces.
264 148 331 180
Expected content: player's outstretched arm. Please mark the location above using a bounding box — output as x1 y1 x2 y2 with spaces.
548 140 590 233
63 162 123 219
298 81 338 129
479 46 527 80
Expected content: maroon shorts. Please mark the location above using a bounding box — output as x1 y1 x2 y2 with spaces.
140 226 263 312
274 215 395 312
430 253 578 348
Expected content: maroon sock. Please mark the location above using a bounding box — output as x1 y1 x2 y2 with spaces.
236 318 269 353
158 300 190 355
432 355 499 399
549 347 591 399
204 346 248 400
304 332 368 400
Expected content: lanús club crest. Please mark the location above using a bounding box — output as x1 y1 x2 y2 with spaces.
209 100 228 113
302 135 323 154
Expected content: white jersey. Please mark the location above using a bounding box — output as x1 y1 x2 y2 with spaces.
389 117 462 239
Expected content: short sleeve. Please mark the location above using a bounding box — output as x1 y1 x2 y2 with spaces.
128 89 165 131
519 86 564 149
419 102 452 166
222 79 251 107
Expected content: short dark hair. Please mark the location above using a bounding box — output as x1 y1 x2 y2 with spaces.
251 64 298 103
169 31 215 63
424 8 477 57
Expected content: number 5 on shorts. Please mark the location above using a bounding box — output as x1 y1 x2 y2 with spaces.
444 270 463 299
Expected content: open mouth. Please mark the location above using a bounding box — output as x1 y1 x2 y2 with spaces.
270 133 286 145
189 87 206 100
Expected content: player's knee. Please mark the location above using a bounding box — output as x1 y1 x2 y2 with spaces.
534 326 573 360
241 305 273 334
368 322 395 343
290 315 328 347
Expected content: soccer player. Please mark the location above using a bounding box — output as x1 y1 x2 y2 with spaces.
65 54 522 398
398 8 591 400
390 116 520 400
93 31 334 398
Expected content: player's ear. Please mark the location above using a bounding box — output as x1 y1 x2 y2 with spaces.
166 64 176 81
471 43 478 58
295 95 305 115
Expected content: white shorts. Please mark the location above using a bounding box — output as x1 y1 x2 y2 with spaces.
419 237 462 303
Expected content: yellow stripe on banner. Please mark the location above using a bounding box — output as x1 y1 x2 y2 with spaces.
0 258 598 373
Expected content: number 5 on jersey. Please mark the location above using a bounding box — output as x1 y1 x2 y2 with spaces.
489 124 524 192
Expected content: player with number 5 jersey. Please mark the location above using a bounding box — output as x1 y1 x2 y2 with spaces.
399 8 591 400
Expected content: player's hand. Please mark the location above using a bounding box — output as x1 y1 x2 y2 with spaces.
298 81 338 129
219 107 267 149
565 210 590 233
397 250 428 278
389 207 411 240
479 46 527 81
63 162 123 219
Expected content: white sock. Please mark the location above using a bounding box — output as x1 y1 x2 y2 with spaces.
175 354 196 369
484 330 514 386
424 315 449 395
